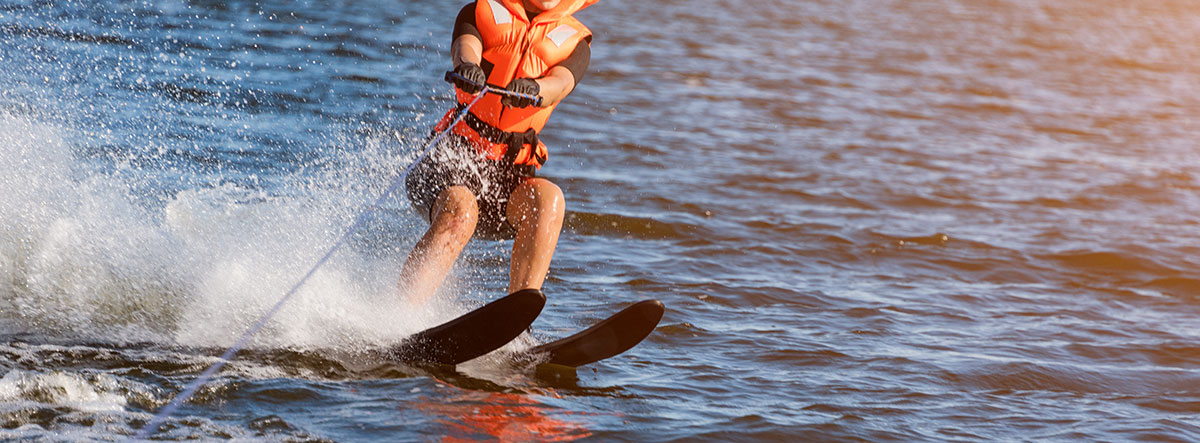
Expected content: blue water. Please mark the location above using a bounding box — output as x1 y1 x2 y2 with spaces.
3 0 1200 440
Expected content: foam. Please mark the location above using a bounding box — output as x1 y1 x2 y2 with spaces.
0 369 127 413
0 109 486 352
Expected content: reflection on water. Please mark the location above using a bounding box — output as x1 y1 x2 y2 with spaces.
418 384 594 442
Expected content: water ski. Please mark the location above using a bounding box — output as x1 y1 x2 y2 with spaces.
526 299 665 368
389 289 545 365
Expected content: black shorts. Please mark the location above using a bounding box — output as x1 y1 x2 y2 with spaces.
404 135 536 240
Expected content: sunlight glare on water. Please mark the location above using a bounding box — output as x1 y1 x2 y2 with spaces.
2 0 1200 440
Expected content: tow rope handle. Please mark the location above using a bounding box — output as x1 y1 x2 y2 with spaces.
444 71 544 107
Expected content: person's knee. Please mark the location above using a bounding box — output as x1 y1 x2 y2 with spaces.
536 181 566 219
431 186 479 239
509 179 565 227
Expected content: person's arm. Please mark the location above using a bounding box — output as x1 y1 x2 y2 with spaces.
451 3 483 66
497 56 582 108
448 4 486 93
451 34 483 67
528 39 590 107
532 66 574 107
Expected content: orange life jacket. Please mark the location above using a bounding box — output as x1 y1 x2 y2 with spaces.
435 0 596 169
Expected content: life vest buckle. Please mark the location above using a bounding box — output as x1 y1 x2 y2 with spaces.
502 128 544 167
434 106 547 168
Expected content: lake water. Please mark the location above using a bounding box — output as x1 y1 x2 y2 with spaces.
2 0 1199 440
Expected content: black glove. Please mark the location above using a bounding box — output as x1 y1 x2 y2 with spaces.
501 78 540 108
451 62 486 94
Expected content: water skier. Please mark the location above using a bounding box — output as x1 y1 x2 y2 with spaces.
400 0 596 303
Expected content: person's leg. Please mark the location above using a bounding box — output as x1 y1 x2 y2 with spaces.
504 178 565 293
399 185 479 304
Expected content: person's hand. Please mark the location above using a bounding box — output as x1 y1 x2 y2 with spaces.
501 78 540 107
451 62 486 94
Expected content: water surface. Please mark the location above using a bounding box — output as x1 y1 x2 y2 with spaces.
2 0 1199 440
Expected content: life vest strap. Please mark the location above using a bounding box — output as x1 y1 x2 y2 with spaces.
434 104 548 168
